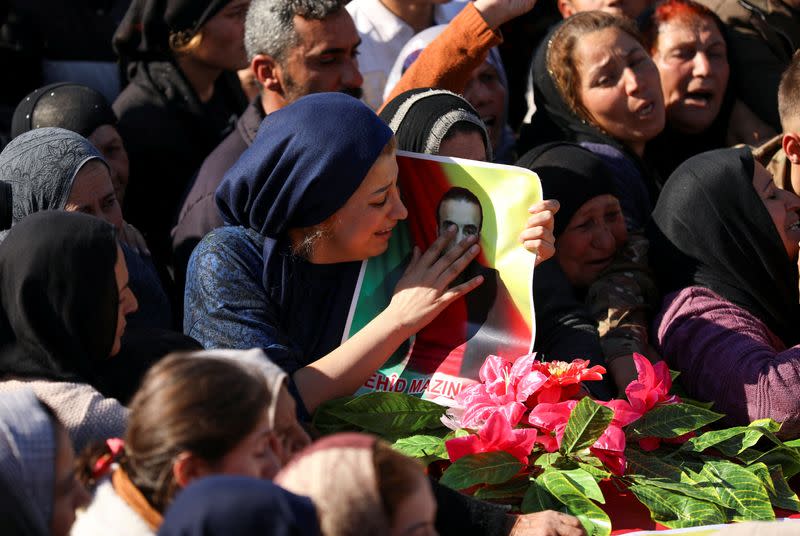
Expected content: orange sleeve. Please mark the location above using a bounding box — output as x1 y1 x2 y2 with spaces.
378 2 502 113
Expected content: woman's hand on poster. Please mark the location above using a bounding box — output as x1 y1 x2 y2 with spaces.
520 199 558 265
509 510 586 536
388 225 484 335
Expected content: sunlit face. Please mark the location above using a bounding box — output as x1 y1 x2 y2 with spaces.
575 28 665 156
49 424 90 536
437 198 482 253
752 162 800 259
556 195 627 287
87 125 130 205
652 16 729 134
111 244 138 357
560 0 653 19
462 62 506 151
190 0 251 72
213 408 282 480
273 386 311 465
280 10 363 102
65 160 123 230
390 473 438 536
438 130 488 161
303 148 408 263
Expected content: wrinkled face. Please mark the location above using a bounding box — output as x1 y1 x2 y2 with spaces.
437 199 482 253
50 424 90 536
213 408 282 480
652 16 729 134
281 10 363 102
438 130 488 161
561 0 653 19
752 162 800 259
306 149 408 263
575 28 665 156
191 0 251 72
65 160 123 230
273 386 311 465
556 195 628 287
390 473 438 536
111 244 139 357
87 125 130 205
462 62 506 151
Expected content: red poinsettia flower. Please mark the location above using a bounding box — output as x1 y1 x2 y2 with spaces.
528 360 606 405
625 353 680 414
446 411 539 464
589 424 627 476
456 354 548 428
527 400 577 452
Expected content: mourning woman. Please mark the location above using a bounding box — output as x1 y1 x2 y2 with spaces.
527 11 666 229
184 93 483 417
0 388 91 536
0 127 172 337
0 211 137 451
112 0 249 267
639 0 773 178
651 147 800 435
519 143 659 396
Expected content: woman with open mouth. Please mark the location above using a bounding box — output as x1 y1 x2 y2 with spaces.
639 0 772 179
527 11 666 232
650 147 800 435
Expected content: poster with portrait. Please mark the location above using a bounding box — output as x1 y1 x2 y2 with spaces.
345 152 542 401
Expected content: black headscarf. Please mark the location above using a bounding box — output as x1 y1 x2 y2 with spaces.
379 88 492 160
10 83 117 140
517 142 618 237
0 127 109 241
517 143 618 400
113 0 230 62
0 211 119 391
649 147 800 346
158 476 320 536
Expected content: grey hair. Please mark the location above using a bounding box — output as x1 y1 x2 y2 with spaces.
244 0 346 62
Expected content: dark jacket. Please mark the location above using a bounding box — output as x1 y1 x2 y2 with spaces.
698 0 800 131
171 97 265 289
113 62 246 272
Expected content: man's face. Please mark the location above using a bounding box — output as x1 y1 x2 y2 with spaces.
280 9 363 103
438 198 482 252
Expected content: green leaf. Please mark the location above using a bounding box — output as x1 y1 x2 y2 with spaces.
627 403 723 439
629 483 727 528
745 446 800 478
312 396 361 434
629 475 720 505
751 419 782 433
540 471 611 536
626 449 702 481
535 452 565 471
474 475 531 500
681 422 781 458
699 460 774 521
561 398 614 455
767 467 800 512
559 469 605 503
669 369 680 382
392 435 448 460
439 451 523 490
521 480 558 513
577 461 611 480
320 392 446 439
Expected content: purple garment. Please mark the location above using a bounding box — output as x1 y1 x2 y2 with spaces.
655 286 800 435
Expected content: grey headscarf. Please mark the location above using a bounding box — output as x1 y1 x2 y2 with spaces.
0 388 57 534
0 127 109 240
189 349 287 428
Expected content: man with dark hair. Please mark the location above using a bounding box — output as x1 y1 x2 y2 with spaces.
172 0 363 289
436 186 483 253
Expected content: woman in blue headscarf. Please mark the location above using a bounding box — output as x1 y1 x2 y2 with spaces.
184 93 485 416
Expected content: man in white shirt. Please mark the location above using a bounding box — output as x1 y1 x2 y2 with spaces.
346 0 467 109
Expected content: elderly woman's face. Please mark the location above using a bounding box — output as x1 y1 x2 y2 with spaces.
189 0 251 72
652 16 729 134
65 160 123 230
753 162 800 260
556 194 627 287
575 28 665 156
463 62 506 151
88 125 130 205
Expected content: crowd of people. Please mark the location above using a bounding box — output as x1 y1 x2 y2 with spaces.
1 0 799 534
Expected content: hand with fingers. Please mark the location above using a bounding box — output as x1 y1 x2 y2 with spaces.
509 510 587 536
520 199 559 266
387 225 484 335
474 0 540 29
